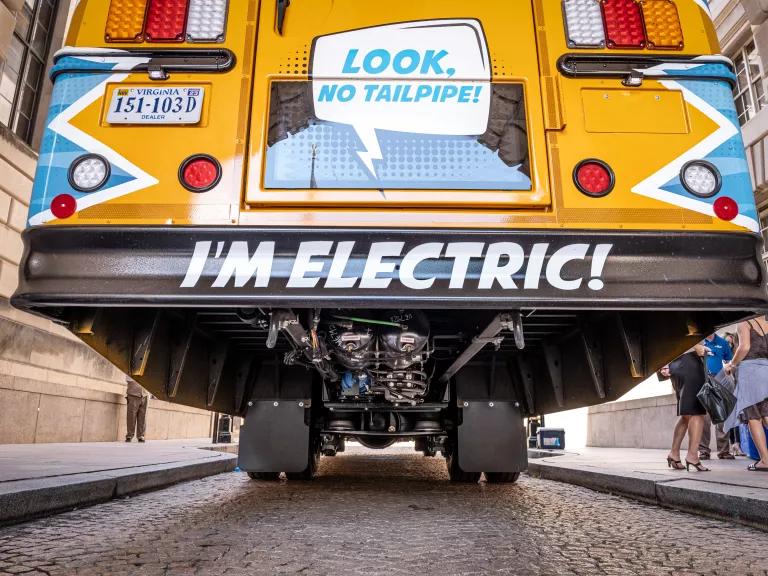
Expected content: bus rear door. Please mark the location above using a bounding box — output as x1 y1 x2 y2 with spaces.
244 0 552 211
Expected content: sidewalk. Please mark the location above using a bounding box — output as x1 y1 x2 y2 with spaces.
0 439 237 526
527 447 768 530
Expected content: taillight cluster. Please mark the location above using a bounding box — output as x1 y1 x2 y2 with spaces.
563 0 683 50
105 0 228 43
571 157 737 223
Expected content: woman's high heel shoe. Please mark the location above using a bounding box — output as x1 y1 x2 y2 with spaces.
667 456 684 470
685 460 710 472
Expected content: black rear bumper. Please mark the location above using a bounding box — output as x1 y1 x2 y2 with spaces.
11 225 768 311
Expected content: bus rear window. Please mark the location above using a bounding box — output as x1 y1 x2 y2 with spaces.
263 82 531 190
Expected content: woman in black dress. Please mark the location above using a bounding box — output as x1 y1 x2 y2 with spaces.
658 344 710 472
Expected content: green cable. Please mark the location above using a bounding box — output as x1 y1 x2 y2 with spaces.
332 315 406 329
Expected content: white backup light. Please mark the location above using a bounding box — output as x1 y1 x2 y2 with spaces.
187 0 229 42
563 0 606 48
681 161 721 198
69 155 109 192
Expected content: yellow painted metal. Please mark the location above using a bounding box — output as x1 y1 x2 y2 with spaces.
51 0 258 226
57 0 748 233
582 89 689 133
244 0 551 209
531 0 744 233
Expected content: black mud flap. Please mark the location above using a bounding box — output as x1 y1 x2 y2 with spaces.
457 401 527 473
238 362 314 473
455 362 527 473
238 400 310 473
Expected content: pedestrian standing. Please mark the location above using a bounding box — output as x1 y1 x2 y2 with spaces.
659 344 710 472
699 333 734 460
724 317 768 471
126 377 148 443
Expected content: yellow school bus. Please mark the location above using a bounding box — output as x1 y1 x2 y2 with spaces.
12 0 768 481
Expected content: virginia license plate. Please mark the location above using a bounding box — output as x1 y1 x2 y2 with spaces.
106 86 205 124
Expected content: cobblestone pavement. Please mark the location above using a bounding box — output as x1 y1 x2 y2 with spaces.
1 445 767 576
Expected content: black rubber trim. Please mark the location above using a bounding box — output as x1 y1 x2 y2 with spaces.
557 54 737 88
11 226 768 312
572 158 615 198
178 154 222 193
51 49 236 80
680 160 722 198
67 154 111 193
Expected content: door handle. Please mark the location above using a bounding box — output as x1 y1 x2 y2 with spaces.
277 0 291 35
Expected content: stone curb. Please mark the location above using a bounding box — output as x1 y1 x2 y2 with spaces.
0 452 237 526
526 459 768 532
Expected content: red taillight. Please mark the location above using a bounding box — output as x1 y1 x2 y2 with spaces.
574 159 614 197
51 194 77 219
713 196 738 221
602 0 646 48
179 155 221 192
144 0 189 42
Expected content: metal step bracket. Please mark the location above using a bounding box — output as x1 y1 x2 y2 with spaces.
438 312 524 385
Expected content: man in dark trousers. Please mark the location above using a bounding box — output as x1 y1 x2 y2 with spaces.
700 333 734 460
126 377 148 443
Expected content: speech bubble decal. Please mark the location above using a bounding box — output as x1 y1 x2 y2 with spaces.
311 19 492 178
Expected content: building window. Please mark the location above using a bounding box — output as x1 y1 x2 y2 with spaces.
733 38 767 126
0 0 57 145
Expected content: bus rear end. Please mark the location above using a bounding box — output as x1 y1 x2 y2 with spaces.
12 0 768 481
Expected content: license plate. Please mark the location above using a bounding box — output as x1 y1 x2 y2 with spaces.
106 86 205 124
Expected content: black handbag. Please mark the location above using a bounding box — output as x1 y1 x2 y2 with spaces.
697 364 737 424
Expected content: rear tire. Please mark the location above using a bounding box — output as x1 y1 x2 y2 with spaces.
247 472 281 481
286 433 320 481
485 472 520 483
445 434 480 483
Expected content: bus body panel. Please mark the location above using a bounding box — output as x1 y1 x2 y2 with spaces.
244 0 552 209
23 0 760 234
11 1 768 473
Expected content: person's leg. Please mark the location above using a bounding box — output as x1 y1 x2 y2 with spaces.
686 415 706 465
747 418 768 468
699 414 712 459
715 422 733 458
669 416 688 463
137 396 147 441
126 397 138 441
730 426 745 455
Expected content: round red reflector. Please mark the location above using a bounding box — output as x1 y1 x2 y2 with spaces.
574 160 614 197
713 196 738 221
179 155 221 192
50 194 77 219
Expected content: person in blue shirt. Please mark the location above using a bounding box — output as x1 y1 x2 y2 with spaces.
699 333 735 460
704 333 733 376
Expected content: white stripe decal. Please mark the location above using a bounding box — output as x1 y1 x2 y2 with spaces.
693 0 711 17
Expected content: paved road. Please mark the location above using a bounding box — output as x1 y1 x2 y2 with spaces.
1 445 767 576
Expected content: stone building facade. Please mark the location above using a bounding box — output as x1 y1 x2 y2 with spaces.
0 0 214 443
